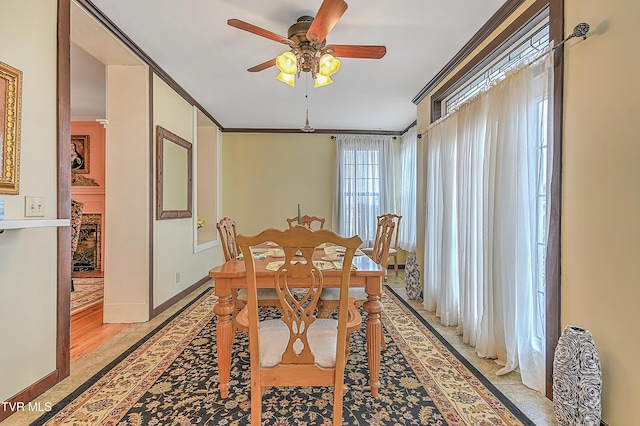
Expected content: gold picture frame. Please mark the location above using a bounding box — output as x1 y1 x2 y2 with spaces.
0 61 22 194
71 134 90 174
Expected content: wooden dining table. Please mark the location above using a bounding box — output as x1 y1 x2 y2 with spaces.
208 246 386 398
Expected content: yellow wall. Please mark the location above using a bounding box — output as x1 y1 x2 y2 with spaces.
221 133 335 235
0 0 58 401
153 75 220 308
417 0 640 422
195 121 218 248
563 0 640 423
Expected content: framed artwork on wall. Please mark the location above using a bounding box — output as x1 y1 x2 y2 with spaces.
71 135 90 174
0 61 22 194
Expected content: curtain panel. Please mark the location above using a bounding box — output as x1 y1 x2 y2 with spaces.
420 49 554 393
399 126 418 252
333 135 396 245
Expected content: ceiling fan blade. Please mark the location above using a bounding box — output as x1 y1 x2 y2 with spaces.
247 58 277 72
326 45 387 59
306 0 348 43
228 19 293 45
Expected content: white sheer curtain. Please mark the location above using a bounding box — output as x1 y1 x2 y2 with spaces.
399 126 417 252
333 135 396 244
422 49 553 392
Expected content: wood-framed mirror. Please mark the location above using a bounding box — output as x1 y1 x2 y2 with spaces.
156 125 192 219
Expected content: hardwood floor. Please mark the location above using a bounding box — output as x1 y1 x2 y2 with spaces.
70 302 130 362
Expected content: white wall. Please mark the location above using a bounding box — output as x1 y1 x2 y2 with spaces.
152 75 218 308
0 0 59 401
103 64 150 323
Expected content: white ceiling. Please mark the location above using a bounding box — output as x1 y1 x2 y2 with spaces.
73 0 506 132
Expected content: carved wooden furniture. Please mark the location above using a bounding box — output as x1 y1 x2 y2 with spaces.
70 199 84 292
286 214 326 230
209 235 385 400
216 217 240 261
216 217 280 323
234 227 362 425
361 213 402 276
318 216 395 348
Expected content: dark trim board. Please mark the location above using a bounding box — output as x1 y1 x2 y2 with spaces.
75 0 222 130
412 0 527 105
546 0 564 400
148 68 155 320
152 276 212 318
430 0 549 122
222 128 403 136
0 370 59 421
74 0 406 136
57 0 72 385
414 0 562 400
385 286 536 425
34 288 214 425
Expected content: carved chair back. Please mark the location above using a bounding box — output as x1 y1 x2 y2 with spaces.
216 217 239 261
236 226 362 425
286 215 326 230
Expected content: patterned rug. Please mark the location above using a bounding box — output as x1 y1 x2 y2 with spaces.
34 286 534 425
70 278 104 315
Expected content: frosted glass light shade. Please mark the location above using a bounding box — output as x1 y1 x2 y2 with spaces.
314 74 333 87
276 51 298 74
318 54 340 77
276 72 296 86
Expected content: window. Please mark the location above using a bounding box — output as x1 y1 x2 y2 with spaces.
445 22 549 114
342 148 381 240
334 135 395 245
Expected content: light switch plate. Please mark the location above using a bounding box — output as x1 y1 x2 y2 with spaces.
25 196 45 217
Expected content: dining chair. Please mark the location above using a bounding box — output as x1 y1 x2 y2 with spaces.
216 217 280 322
317 215 395 348
70 199 84 292
286 214 326 230
235 227 363 426
361 213 402 276
216 217 240 261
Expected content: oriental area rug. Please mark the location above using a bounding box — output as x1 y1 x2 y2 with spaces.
34 286 534 425
70 278 104 315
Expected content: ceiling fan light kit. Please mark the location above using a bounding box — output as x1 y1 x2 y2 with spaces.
228 0 386 88
276 49 340 88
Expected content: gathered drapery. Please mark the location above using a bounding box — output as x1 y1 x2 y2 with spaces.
399 126 417 252
333 135 396 245
421 49 553 392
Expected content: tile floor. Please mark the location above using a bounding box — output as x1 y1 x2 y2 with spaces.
2 272 556 425
384 272 556 426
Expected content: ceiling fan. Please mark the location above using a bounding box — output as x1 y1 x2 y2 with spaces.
228 0 387 87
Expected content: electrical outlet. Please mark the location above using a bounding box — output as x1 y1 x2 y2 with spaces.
175 272 181 283
25 196 45 217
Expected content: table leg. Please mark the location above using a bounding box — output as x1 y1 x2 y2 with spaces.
214 278 235 398
363 276 383 397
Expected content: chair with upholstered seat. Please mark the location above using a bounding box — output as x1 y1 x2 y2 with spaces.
235 226 362 426
286 214 325 230
361 213 402 276
216 217 280 322
317 215 395 348
70 199 84 292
